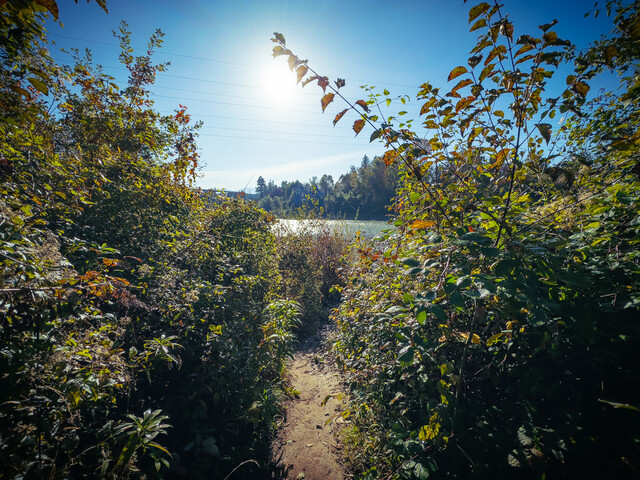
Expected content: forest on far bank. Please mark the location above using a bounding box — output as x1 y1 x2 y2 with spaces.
253 154 399 219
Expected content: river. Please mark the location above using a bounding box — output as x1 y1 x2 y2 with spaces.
275 219 391 238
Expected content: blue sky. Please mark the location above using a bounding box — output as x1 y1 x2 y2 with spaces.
46 0 617 191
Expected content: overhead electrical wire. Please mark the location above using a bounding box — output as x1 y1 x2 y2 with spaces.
49 33 422 90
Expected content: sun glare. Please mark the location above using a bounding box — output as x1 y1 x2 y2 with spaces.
264 62 298 106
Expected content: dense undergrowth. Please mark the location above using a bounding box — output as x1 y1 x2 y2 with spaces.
0 2 348 479
270 0 640 478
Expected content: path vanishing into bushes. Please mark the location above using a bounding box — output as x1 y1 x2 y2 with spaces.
272 324 349 479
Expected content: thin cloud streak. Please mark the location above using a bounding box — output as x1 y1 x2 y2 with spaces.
200 149 374 191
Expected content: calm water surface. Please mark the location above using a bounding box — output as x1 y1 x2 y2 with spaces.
275 219 392 238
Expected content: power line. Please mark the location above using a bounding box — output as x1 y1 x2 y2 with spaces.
201 125 359 139
52 55 424 115
49 33 420 90
198 132 369 147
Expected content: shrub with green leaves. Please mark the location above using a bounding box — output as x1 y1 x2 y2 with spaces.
0 2 301 479
273 0 640 478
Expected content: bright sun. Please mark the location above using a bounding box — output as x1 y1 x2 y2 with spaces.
264 62 298 106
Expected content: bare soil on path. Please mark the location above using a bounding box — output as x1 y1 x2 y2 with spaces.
272 324 349 479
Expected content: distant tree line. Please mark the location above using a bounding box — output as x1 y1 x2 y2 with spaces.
255 155 399 219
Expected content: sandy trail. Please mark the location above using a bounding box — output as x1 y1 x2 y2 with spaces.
272 325 348 479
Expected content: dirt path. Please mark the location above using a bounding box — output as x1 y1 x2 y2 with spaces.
272 325 348 479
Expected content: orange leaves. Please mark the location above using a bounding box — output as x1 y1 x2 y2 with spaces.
102 258 120 268
490 148 510 169
484 45 506 65
448 66 468 82
321 93 335 112
383 150 399 166
449 78 473 98
455 96 476 113
353 119 365 136
333 108 348 126
411 220 434 230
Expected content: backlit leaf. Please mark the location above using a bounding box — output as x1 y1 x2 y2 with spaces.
272 45 288 57
514 44 534 57
301 75 318 88
35 0 59 19
317 76 330 92
468 55 483 68
451 78 473 95
485 45 506 65
455 96 475 113
470 18 487 32
272 32 286 44
321 93 335 112
356 100 369 112
353 119 365 136
28 77 48 95
448 66 468 82
604 45 618 65
535 123 552 144
539 19 558 32
574 81 590 97
468 2 490 23
287 54 299 71
479 63 495 82
412 220 434 230
333 108 348 125
296 65 308 84
383 150 398 166
369 129 381 142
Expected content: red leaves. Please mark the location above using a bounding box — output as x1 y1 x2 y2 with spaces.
353 119 365 136
448 66 468 82
333 109 348 126
317 76 330 92
321 93 335 112
356 100 369 112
